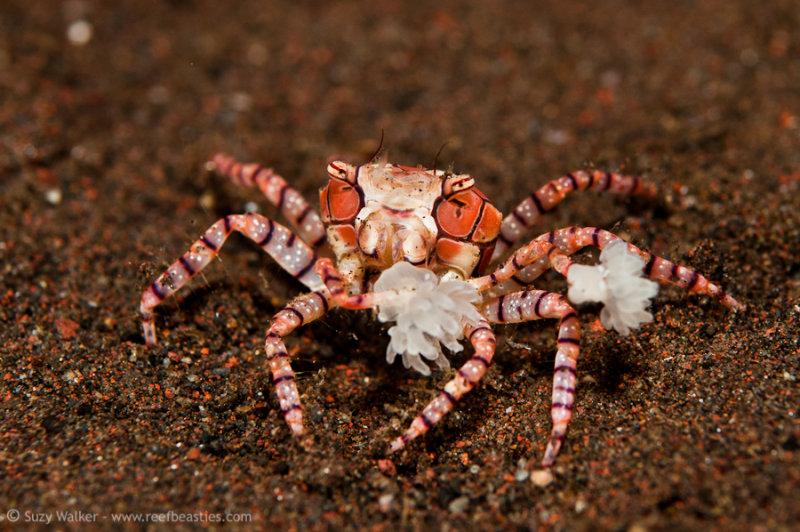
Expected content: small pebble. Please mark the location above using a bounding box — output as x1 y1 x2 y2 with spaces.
186 448 202 461
530 469 554 487
378 493 394 512
448 495 469 513
377 459 396 476
54 317 79 339
45 188 62 205
67 20 93 46
514 458 529 482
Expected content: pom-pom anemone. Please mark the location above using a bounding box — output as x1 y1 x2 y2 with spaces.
374 262 481 376
567 239 659 335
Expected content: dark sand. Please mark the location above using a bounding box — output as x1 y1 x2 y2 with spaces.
1 1 798 530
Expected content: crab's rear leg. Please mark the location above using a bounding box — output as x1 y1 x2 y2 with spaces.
480 290 581 468
387 318 497 454
264 289 333 444
140 213 323 345
212 153 327 249
493 170 656 260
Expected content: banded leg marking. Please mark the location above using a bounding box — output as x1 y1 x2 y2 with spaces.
540 227 744 310
470 239 576 293
479 225 743 310
265 290 333 441
489 255 551 295
212 153 327 248
140 213 323 345
481 290 580 468
493 170 656 260
315 258 407 311
388 319 497 454
314 258 346 298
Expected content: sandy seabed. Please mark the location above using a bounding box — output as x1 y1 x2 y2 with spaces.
1 1 798 530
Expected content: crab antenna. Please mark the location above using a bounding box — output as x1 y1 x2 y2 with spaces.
366 129 385 165
432 141 449 176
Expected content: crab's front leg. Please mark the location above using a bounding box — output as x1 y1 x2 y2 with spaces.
388 318 497 454
314 258 500 453
540 227 745 310
314 258 383 310
264 287 334 444
480 290 580 468
469 238 574 293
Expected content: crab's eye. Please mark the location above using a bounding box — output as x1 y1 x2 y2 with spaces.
442 174 475 197
326 161 349 180
320 178 363 223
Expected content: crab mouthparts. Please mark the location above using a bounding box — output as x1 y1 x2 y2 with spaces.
390 227 430 265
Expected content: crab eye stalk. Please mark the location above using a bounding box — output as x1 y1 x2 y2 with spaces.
442 173 475 198
328 161 355 183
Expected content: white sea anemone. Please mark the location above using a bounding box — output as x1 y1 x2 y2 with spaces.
567 239 659 335
373 262 482 376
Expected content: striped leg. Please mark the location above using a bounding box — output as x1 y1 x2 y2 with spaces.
316 258 502 453
539 227 744 310
470 239 576 293
314 258 350 306
314 257 397 311
480 290 580 468
140 213 324 345
387 318 497 454
212 153 327 249
492 170 656 260
489 255 552 296
474 225 743 310
265 289 333 443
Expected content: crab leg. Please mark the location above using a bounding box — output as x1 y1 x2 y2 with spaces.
313 257 408 311
265 289 333 443
313 258 504 454
491 227 743 309
487 255 552 295
543 227 743 309
492 170 656 260
212 153 327 248
314 258 355 301
140 213 323 345
387 318 497 454
469 239 576 292
480 290 580 468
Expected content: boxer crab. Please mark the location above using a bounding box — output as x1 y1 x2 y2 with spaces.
140 150 743 468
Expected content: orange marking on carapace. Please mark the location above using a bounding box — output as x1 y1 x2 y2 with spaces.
320 179 362 223
435 190 485 238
